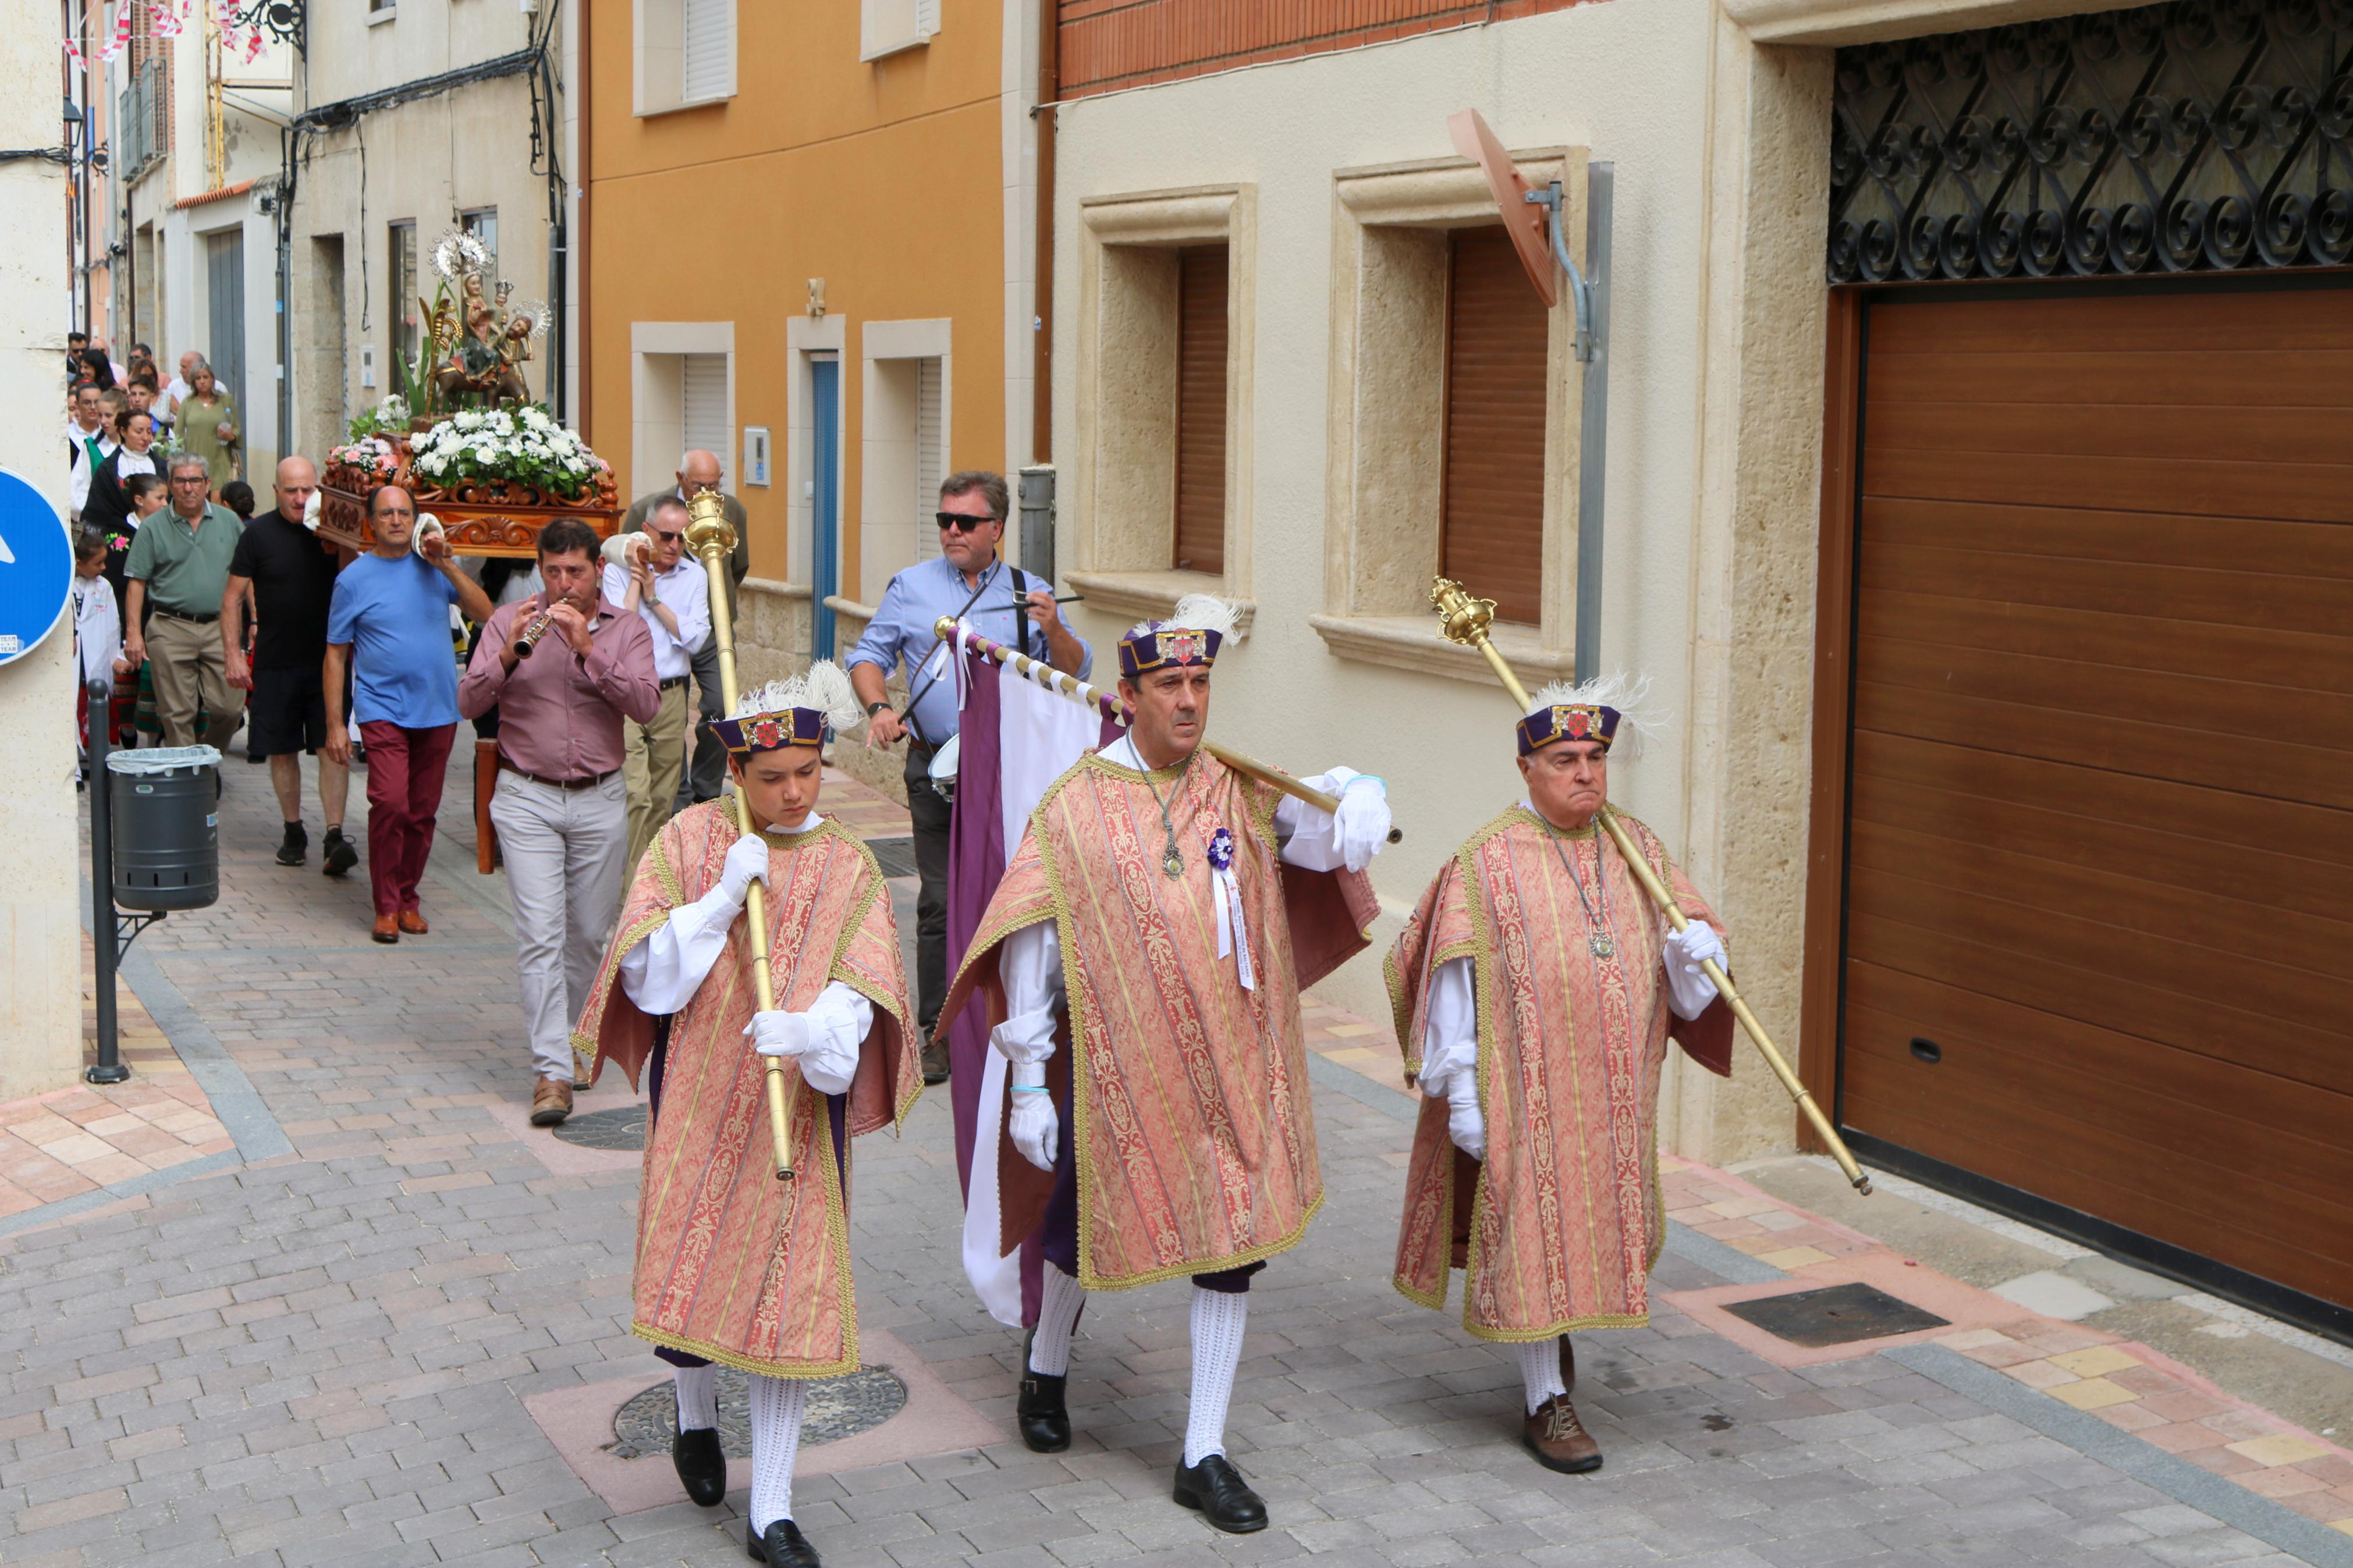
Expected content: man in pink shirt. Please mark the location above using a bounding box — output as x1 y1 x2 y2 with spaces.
460 520 662 1126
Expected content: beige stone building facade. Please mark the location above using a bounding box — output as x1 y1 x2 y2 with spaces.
1043 0 1834 1170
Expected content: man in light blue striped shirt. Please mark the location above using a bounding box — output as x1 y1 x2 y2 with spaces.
847 470 1091 1082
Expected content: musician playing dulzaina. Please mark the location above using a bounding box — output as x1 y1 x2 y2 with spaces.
572 667 918 1568
941 599 1393 1534
1387 678 1734 1474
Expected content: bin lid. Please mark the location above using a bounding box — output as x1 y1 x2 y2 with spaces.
106 745 223 776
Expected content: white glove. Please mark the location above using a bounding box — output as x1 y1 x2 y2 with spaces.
1007 1060 1058 1171
1333 775 1392 873
1663 923 1727 1019
745 1007 860 1096
717 834 771 907
1447 1088 1486 1162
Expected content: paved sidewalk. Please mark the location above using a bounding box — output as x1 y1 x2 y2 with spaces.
8 748 2344 1566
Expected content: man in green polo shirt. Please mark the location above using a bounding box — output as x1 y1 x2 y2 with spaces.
125 453 248 749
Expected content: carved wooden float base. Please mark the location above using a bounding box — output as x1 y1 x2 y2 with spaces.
318 487 621 559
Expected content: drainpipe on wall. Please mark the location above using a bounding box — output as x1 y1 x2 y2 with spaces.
1031 0 1054 464
574 0 591 440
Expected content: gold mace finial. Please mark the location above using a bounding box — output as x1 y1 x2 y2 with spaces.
1429 577 1528 709
683 487 736 565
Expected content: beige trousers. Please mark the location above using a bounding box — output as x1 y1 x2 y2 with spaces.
623 681 690 876
147 611 244 751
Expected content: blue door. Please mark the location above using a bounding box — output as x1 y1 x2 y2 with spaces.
810 358 840 660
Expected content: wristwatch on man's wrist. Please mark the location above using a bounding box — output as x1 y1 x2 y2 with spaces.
865 701 892 718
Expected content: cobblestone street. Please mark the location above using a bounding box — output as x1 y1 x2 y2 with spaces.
16 753 2349 1568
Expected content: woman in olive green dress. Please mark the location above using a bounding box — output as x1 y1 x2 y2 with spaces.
176 360 240 489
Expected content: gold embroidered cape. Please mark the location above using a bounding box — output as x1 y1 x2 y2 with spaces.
941 751 1379 1291
1386 805 1733 1341
572 802 919 1376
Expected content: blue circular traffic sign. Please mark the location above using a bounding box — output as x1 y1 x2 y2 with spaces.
0 468 73 668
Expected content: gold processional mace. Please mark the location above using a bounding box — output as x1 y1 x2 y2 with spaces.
1429 577 1873 1196
686 490 796 1181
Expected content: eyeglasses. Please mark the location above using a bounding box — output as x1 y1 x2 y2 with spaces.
647 527 683 542
934 512 1002 533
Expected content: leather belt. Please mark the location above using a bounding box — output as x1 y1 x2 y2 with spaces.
155 609 219 625
658 675 691 690
498 758 618 791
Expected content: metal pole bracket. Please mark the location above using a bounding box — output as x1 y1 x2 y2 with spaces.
1526 182 1598 362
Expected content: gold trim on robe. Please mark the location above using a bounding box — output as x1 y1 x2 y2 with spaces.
941 751 1379 1293
1388 805 1733 1342
572 802 919 1377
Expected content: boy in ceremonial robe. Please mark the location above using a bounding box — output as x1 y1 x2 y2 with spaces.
573 666 919 1568
941 598 1392 1533
1387 678 1734 1474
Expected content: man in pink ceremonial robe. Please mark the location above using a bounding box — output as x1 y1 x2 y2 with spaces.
573 665 918 1568
1387 677 1734 1475
940 597 1391 1534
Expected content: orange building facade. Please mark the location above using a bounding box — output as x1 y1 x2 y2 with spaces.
581 0 1042 699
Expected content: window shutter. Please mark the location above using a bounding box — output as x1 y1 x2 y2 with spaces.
1172 245 1229 576
915 0 941 37
1440 226 1549 625
682 354 729 478
683 0 731 101
914 357 944 561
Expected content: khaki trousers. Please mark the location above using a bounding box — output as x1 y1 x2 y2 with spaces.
488 770 629 1082
623 681 690 876
147 611 244 750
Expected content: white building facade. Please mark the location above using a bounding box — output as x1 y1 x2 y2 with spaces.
111 0 293 483
285 0 577 463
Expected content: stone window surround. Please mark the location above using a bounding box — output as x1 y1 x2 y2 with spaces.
1066 182 1257 635
858 317 952 607
630 320 733 509
1311 146 1585 691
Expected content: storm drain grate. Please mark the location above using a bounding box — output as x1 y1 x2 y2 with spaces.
865 836 918 878
608 1365 907 1459
1722 1281 1949 1349
552 1105 647 1152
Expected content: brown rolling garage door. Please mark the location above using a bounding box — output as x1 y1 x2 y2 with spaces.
1839 284 2353 1314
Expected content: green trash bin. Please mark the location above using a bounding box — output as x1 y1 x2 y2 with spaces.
107 746 222 912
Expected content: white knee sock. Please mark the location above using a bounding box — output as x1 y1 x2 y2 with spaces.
1516 1337 1567 1415
673 1363 718 1432
1184 1287 1248 1467
1028 1263 1087 1377
746 1373 805 1533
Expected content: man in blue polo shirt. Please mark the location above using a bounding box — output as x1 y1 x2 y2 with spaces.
847 468 1089 1083
323 486 495 944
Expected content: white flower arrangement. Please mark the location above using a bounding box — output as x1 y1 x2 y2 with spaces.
404 405 604 500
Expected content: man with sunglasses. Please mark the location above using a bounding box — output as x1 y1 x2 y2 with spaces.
605 496 712 873
847 470 1090 1085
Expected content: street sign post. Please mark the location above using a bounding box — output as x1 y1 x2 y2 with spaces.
0 468 74 668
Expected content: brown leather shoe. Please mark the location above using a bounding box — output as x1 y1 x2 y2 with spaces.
530 1076 574 1126
371 915 400 945
398 907 428 936
1524 1393 1603 1474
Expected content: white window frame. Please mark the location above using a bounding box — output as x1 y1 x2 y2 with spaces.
630 321 735 504
634 0 737 116
858 317 952 603
860 0 940 62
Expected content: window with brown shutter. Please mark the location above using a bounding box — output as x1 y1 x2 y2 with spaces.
1172 245 1229 575
1440 226 1549 624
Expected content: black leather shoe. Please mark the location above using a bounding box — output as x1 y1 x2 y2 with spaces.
276 823 307 866
672 1425 725 1507
745 1518 820 1566
1172 1453 1268 1534
1016 1329 1071 1453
